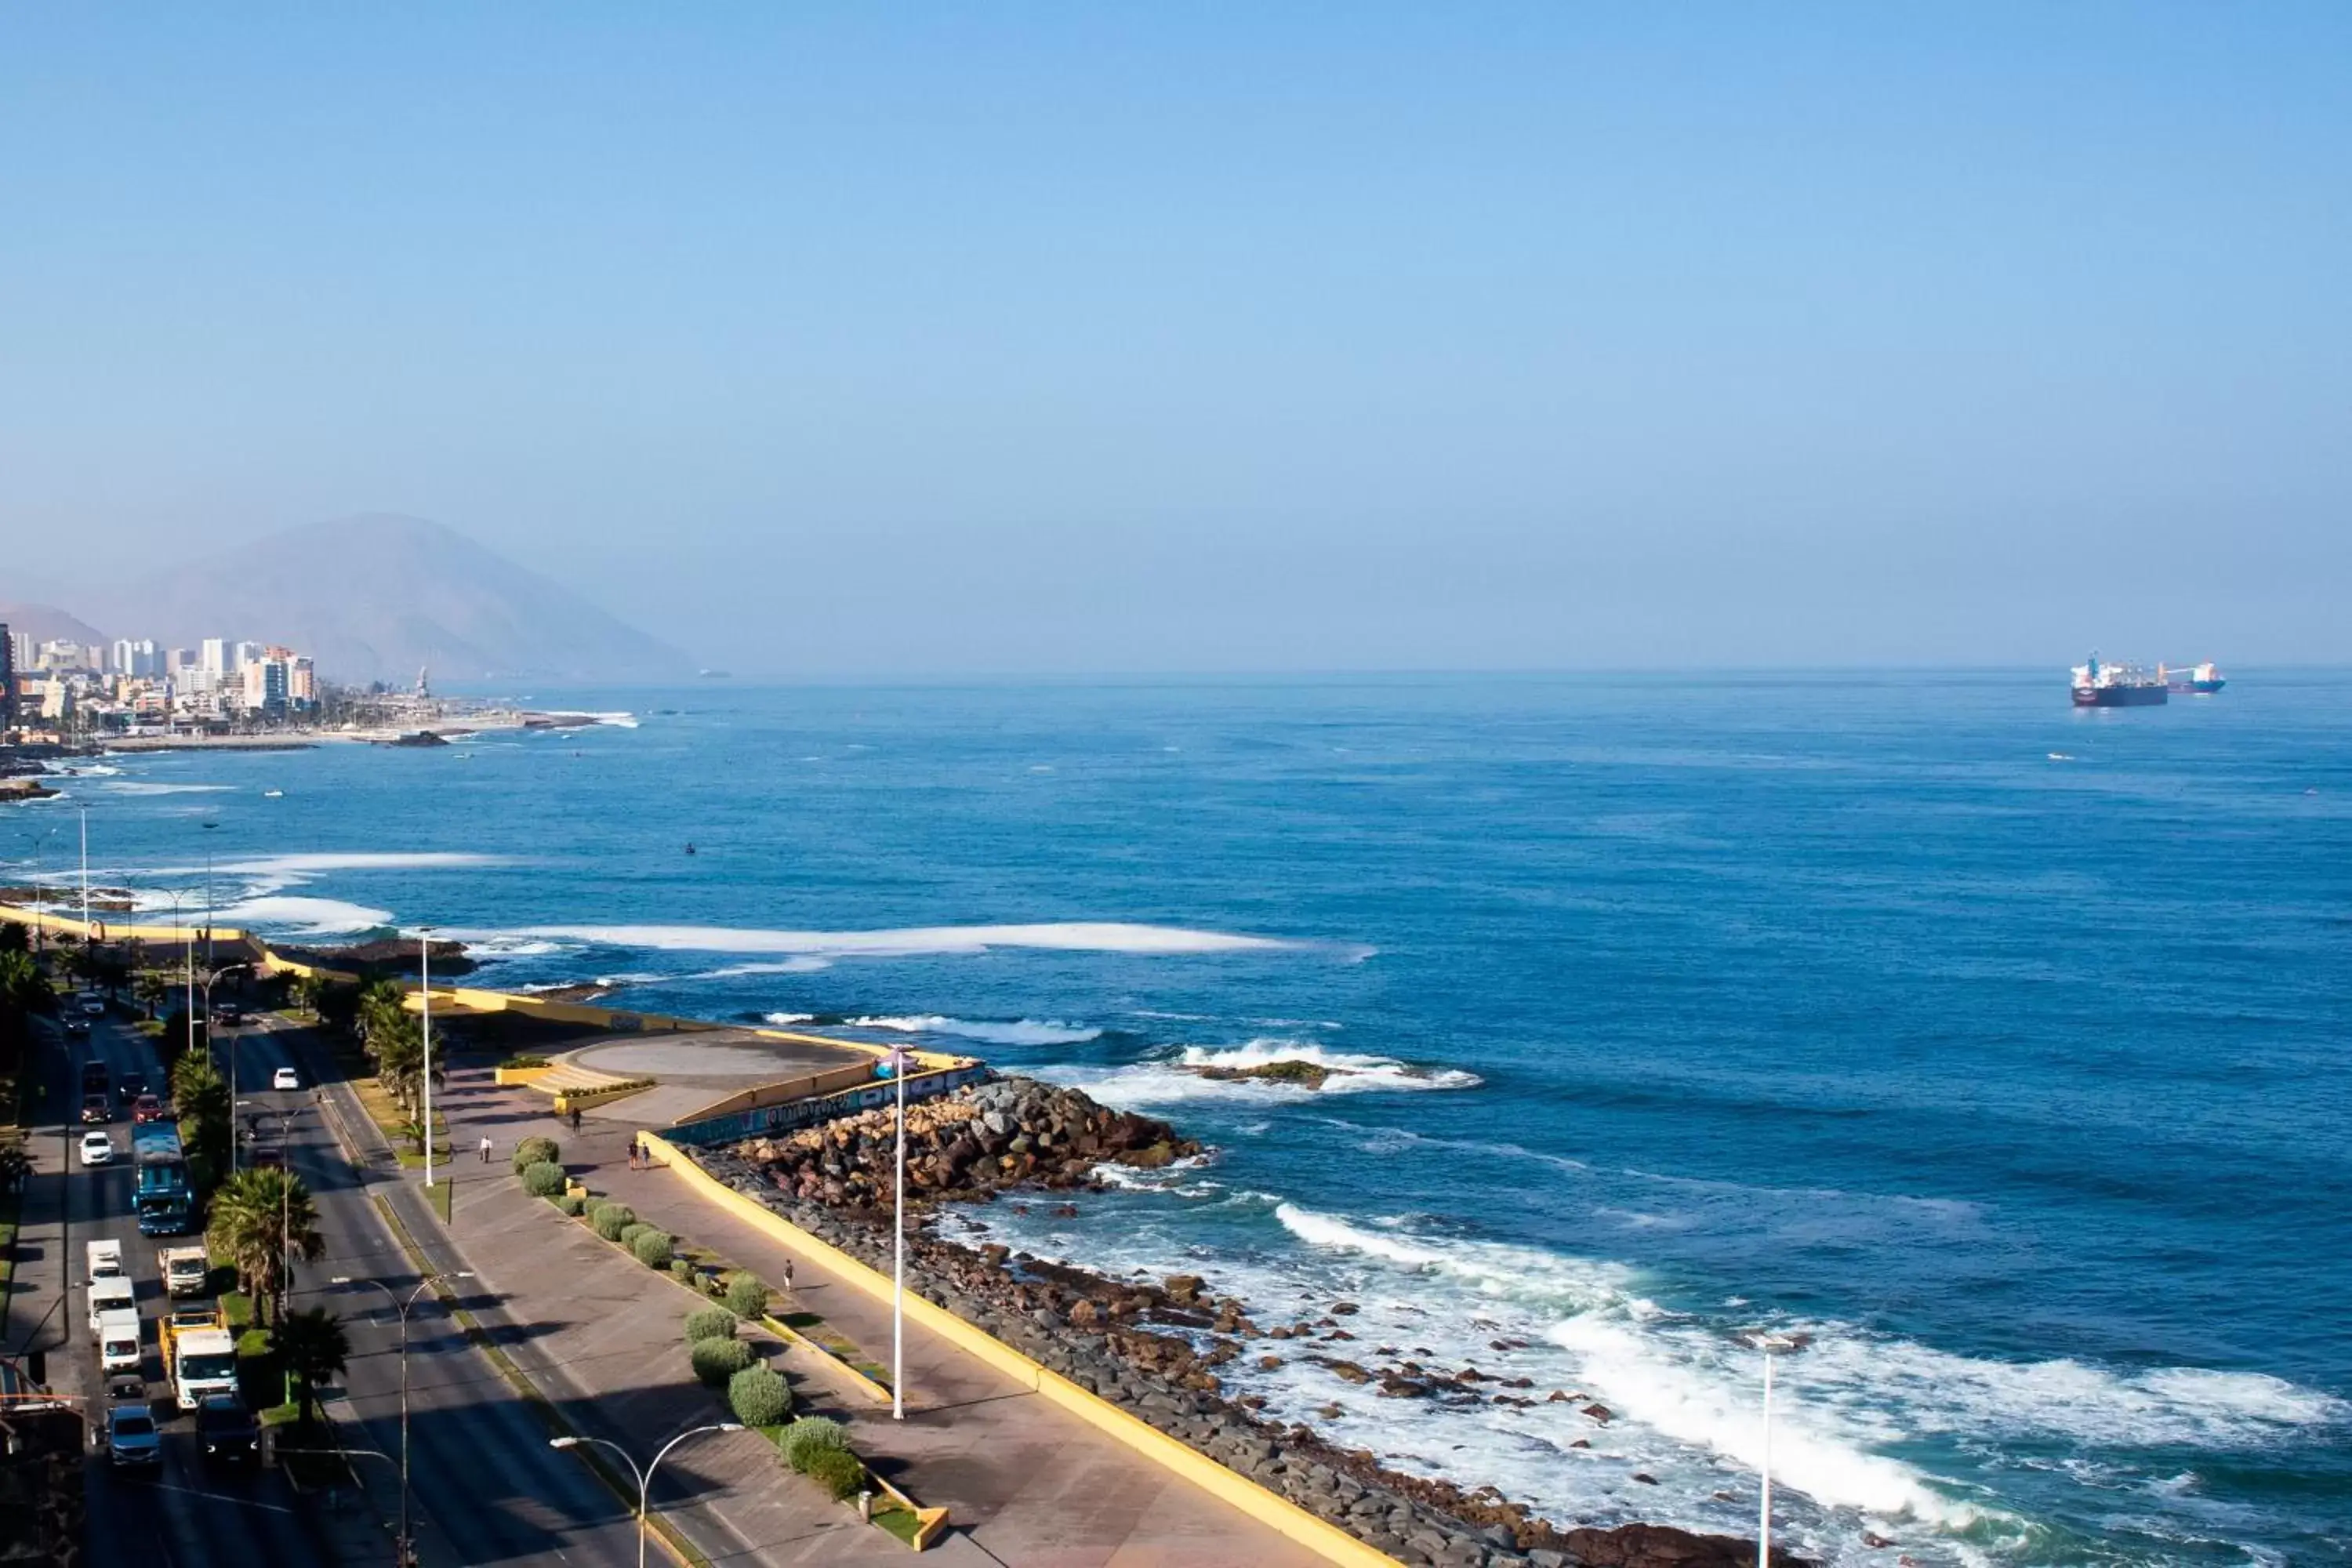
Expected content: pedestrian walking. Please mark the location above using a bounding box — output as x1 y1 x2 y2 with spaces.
782 1257 795 1294
568 1104 583 1133
478 1133 493 1164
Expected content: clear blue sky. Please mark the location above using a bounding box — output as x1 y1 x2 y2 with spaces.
4 5 2346 673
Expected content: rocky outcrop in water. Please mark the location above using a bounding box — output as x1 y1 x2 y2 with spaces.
739 1076 1198 1207
695 1128 1806 1568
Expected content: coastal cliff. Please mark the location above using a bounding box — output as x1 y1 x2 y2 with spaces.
702 1076 1805 1568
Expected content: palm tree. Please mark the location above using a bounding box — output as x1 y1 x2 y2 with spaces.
205 1167 325 1328
289 971 323 1019
133 970 169 1021
276 1305 350 1425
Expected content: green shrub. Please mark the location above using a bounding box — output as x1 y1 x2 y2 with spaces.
591 1203 637 1241
689 1336 753 1388
619 1222 653 1249
521 1161 567 1197
555 1193 586 1216
684 1306 736 1344
670 1258 698 1286
499 1054 550 1069
805 1445 867 1501
781 1416 848 1471
630 1229 674 1269
511 1136 560 1173
724 1274 769 1320
728 1363 791 1428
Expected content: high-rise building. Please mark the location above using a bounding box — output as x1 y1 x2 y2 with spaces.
108 638 160 677
241 656 290 713
289 655 317 706
200 638 227 676
0 621 15 730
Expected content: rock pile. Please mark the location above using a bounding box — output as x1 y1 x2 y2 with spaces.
696 1123 1805 1568
740 1076 1197 1208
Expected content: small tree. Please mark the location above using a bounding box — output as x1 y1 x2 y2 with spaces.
725 1274 769 1321
689 1337 753 1388
684 1306 736 1344
278 1305 351 1426
728 1364 791 1428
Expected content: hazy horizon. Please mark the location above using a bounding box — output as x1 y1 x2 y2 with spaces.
5 7 2346 675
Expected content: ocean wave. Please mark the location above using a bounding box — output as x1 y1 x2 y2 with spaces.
1037 1042 1482 1109
456 935 572 959
1179 1040 1483 1093
487 920 1301 959
100 782 235 796
209 895 394 936
763 1011 817 1025
849 1014 1105 1047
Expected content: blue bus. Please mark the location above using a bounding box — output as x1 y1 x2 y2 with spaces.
132 1122 191 1236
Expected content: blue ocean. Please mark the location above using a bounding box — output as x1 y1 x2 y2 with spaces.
23 673 2350 1566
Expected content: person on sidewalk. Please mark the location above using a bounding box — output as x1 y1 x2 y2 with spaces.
478 1133 494 1164
782 1257 794 1295
568 1104 583 1133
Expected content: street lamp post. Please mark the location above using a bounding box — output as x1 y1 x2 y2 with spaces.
204 964 252 1163
200 820 219 971
335 1270 473 1568
1745 1331 1801 1568
419 927 435 1189
886 1046 910 1420
550 1424 742 1568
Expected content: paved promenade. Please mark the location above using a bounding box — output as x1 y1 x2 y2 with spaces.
430 1064 1328 1568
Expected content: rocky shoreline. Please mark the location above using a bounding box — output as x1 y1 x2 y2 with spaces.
699 1075 1806 1568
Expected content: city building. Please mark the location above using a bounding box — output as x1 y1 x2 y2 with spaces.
200 637 227 676
0 621 14 730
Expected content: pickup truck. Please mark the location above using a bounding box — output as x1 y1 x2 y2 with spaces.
96 1308 143 1374
86 1239 125 1283
158 1245 210 1299
87 1276 136 1339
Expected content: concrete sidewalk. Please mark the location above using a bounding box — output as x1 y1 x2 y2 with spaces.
442 1065 1328 1568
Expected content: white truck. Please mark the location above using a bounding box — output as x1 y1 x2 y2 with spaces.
87 1276 136 1340
170 1326 240 1411
86 1238 125 1283
158 1245 209 1299
96 1308 143 1374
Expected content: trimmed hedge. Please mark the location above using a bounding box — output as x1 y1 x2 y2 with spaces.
591 1203 637 1242
670 1258 698 1287
728 1364 790 1428
684 1306 736 1344
724 1274 769 1320
499 1054 551 1069
521 1161 568 1197
689 1336 753 1388
619 1222 653 1249
511 1136 560 1173
806 1446 867 1501
630 1229 674 1269
555 1193 586 1216
780 1416 847 1471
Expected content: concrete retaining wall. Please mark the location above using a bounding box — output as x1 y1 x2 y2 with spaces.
641 1131 1399 1568
663 1065 992 1147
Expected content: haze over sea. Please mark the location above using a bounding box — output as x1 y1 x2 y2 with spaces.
29 673 2350 1566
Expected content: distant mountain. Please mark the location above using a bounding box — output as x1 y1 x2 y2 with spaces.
93 514 692 684
0 601 108 648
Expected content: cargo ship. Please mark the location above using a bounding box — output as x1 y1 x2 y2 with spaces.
2071 654 2167 706
2165 660 2227 695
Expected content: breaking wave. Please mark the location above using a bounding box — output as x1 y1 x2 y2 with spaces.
209 895 394 936
485 920 1301 959
1040 1040 1481 1108
850 1014 1105 1047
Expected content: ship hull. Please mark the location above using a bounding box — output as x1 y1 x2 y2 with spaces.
2169 678 2226 695
2074 684 2168 707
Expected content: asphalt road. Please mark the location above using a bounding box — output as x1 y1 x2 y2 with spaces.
53 1001 653 1568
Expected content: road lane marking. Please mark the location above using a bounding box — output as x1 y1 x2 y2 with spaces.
146 1480 297 1515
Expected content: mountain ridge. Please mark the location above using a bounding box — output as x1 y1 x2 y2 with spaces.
87 514 692 684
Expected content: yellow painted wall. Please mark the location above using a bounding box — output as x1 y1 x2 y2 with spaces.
641 1132 1399 1568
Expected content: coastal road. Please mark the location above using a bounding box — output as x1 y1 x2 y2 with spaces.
234 1011 672 1568
56 1006 349 1568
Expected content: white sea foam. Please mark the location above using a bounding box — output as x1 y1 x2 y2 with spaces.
210 895 394 935
763 1012 817 1025
489 921 1298 958
850 1014 1105 1047
681 959 837 979
101 782 235 796
1041 1040 1479 1108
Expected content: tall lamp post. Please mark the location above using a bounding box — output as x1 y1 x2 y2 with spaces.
1744 1331 1802 1568
335 1270 473 1568
550 1424 742 1568
24 823 59 953
884 1045 911 1420
418 927 435 1189
204 963 252 1163
199 820 220 972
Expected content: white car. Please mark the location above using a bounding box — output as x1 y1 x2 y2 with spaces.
79 1131 114 1167
82 996 106 1018
271 1066 300 1091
